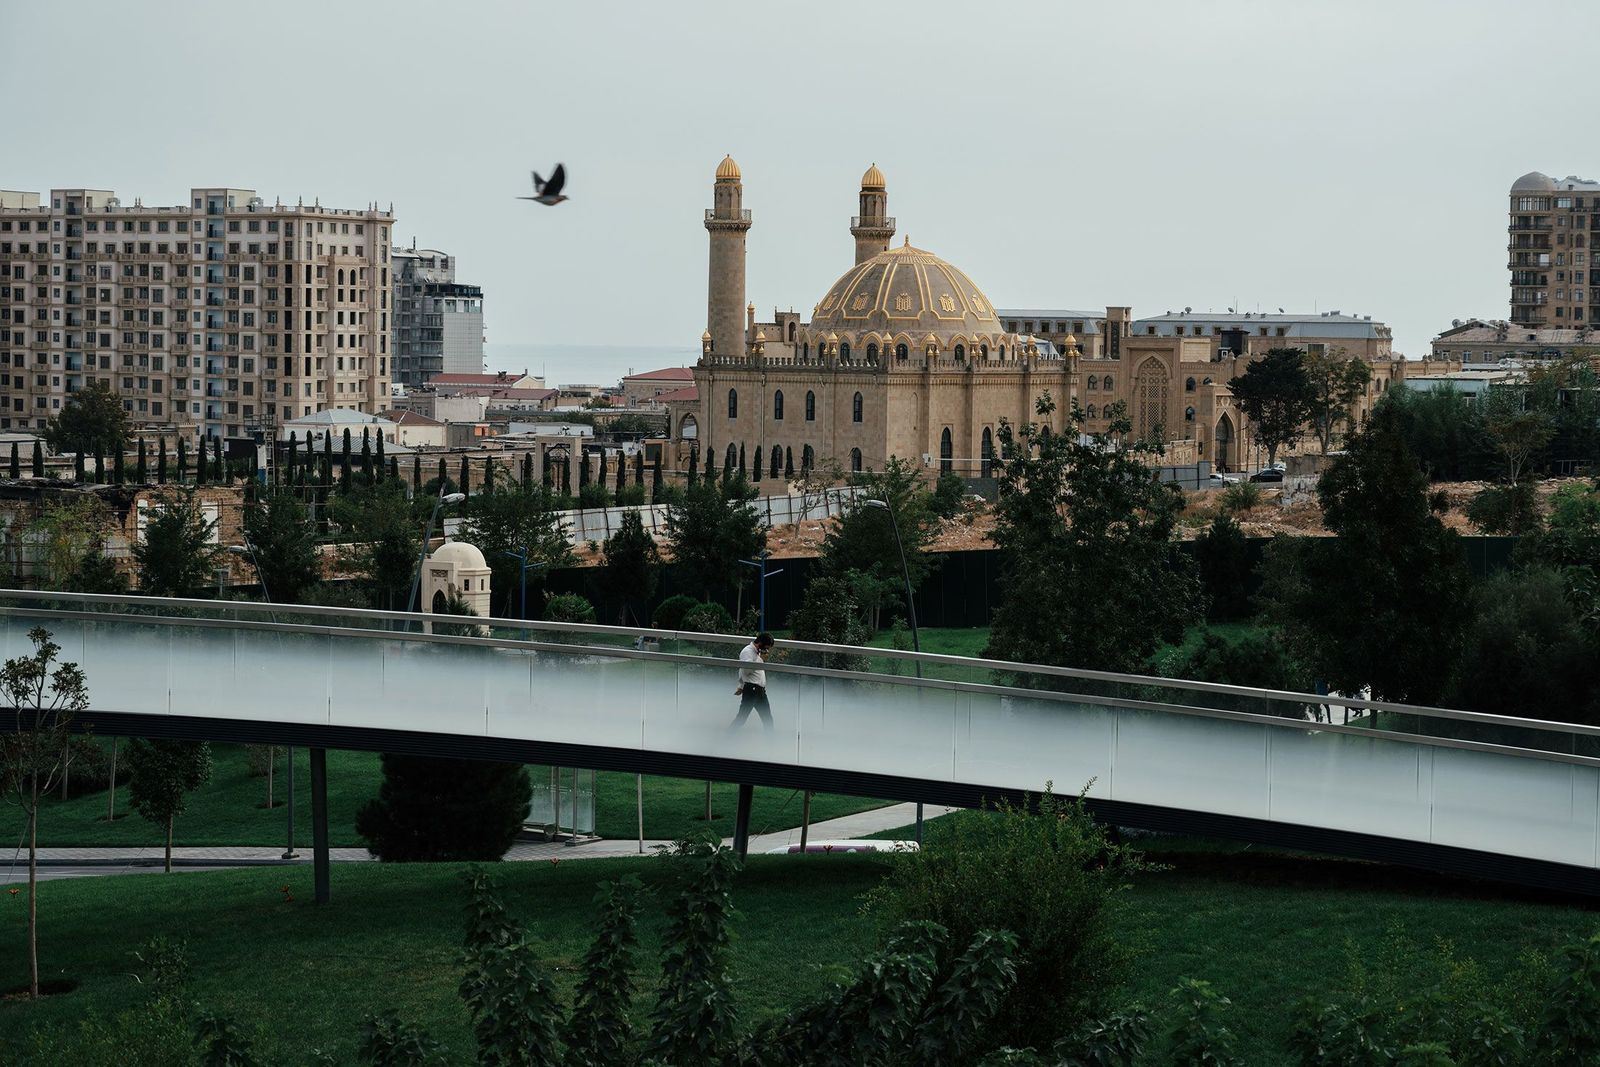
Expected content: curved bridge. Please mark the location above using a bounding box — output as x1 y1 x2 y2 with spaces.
4 591 1599 896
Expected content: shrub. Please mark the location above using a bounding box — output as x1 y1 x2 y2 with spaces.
542 592 596 624
930 471 967 519
1165 978 1241 1066
1219 481 1262 513
867 789 1145 1049
1160 630 1313 716
652 593 702 630
681 600 736 635
1538 931 1600 1064
1466 481 1543 535
359 1011 447 1066
355 755 533 862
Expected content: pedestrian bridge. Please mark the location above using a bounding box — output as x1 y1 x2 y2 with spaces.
4 591 1599 895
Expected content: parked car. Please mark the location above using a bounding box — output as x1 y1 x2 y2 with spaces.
1249 468 1284 483
1208 472 1242 485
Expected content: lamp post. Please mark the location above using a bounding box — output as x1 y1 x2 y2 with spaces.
865 498 924 843
737 550 784 631
407 490 467 613
498 549 548 620
228 539 295 858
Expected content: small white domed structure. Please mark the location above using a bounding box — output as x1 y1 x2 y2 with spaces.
423 539 491 618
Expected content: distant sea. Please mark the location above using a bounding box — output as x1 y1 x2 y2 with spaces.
484 343 697 390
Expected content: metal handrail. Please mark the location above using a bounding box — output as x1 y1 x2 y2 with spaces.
3 589 1598 739
4 599 1598 771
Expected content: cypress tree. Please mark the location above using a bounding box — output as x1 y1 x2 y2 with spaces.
704 444 716 486
651 452 663 501
460 455 471 499
579 450 591 488
686 448 699 489
413 453 422 490
522 452 533 489
560 457 571 497
771 446 781 479
113 445 125 484
195 440 208 485
388 456 398 480
483 458 494 492
31 439 44 478
8 441 17 479
784 447 795 480
738 443 747 481
722 447 734 484
176 438 188 482
375 431 386 475
360 433 373 485
286 435 299 486
752 446 763 484
437 457 447 491
614 448 625 503
634 451 644 488
93 447 105 484
323 430 333 465
540 449 551 488
74 449 85 482
157 439 167 484
213 437 225 482
597 450 607 490
136 439 148 483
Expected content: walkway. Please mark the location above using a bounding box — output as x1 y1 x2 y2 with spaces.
6 803 951 883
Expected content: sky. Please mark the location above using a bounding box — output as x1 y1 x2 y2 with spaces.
4 0 1598 359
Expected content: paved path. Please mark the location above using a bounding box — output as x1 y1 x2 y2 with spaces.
4 802 953 883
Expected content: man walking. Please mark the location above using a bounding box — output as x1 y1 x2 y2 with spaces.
733 631 775 731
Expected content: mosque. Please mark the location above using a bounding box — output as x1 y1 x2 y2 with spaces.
671 158 1400 478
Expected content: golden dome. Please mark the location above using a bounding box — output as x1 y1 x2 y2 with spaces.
716 154 741 180
701 329 712 340
809 242 1002 340
861 163 885 190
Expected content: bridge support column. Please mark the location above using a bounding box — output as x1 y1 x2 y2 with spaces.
732 783 754 860
310 748 330 904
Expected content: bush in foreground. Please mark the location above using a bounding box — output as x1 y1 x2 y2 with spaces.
355 755 532 862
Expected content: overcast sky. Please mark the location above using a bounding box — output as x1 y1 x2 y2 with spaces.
5 0 1597 357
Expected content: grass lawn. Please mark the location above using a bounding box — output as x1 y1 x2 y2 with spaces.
3 846 1597 1064
0 743 888 850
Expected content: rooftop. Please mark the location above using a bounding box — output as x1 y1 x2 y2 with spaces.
622 366 695 382
380 410 444 427
1433 319 1597 346
653 386 700 403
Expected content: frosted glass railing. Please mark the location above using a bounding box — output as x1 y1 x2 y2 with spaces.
4 591 1600 871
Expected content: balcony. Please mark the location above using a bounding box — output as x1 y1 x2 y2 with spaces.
850 215 897 229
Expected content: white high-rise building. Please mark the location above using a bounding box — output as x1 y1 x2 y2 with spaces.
391 245 485 387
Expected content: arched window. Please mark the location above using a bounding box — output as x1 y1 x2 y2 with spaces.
679 414 699 440
1202 377 1213 386
850 448 863 473
980 344 989 360
804 390 815 421
727 388 738 419
1103 375 1114 390
801 444 815 472
939 427 953 474
773 389 784 420
895 343 908 361
852 391 863 423
999 345 1006 360
787 322 796 342
839 341 851 362
770 446 782 478
1086 404 1098 419
803 342 810 359
954 344 966 361
1185 405 1196 423
337 269 345 285
1087 374 1098 390
1134 358 1169 441
1185 377 1197 392
866 342 879 363
980 427 993 477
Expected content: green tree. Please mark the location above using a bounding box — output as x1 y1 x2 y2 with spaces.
459 483 575 617
243 492 322 604
1521 481 1600 628
44 380 128 457
565 875 645 1066
1160 631 1312 716
1227 348 1317 466
664 479 766 603
2 627 90 999
1371 386 1493 482
331 481 420 610
125 738 213 873
1263 404 1469 704
133 493 223 596
819 457 941 628
28 496 118 589
1447 567 1598 725
355 754 533 861
986 396 1199 675
31 438 44 478
787 575 872 670
1193 512 1256 622
643 840 741 1066
543 591 597 623
1481 384 1556 483
1304 348 1373 453
602 511 660 625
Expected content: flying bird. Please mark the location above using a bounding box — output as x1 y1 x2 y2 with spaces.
520 164 568 206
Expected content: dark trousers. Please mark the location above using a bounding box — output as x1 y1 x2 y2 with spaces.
733 684 772 731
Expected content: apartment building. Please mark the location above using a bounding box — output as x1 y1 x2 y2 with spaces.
391 245 485 387
1508 172 1600 327
0 187 393 439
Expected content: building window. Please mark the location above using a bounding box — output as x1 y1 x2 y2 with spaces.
896 343 908 361
727 388 737 419
773 389 784 420
805 390 815 421
850 447 863 473
1104 375 1114 390
840 341 851 362
1086 404 1097 419
1185 377 1196 392
980 427 993 477
954 344 965 361
852 391 863 423
679 414 698 440
866 342 878 363
1185 406 1196 423
1087 375 1097 390
939 427 953 474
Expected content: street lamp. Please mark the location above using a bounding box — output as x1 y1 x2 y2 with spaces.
737 550 784 631
407 490 466 613
498 549 548 620
227 539 295 859
865 498 925 843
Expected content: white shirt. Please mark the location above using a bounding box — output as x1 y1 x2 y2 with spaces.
738 642 767 688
